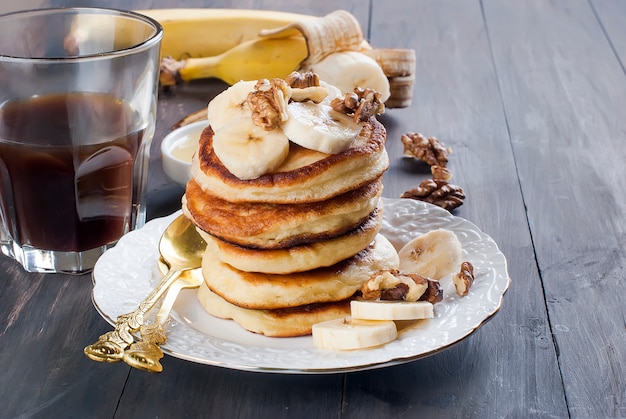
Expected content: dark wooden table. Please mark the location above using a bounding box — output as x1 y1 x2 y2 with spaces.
1 1 624 418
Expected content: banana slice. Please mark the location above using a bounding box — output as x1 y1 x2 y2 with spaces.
312 317 397 351
398 229 463 280
281 101 362 154
212 116 289 180
207 80 257 131
350 300 434 321
309 51 391 102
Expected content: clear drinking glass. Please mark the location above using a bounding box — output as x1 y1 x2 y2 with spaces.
0 8 163 273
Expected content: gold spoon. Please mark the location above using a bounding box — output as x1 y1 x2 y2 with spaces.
84 215 206 363
122 267 204 373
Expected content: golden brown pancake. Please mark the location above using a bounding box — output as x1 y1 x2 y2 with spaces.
196 283 353 337
190 118 388 204
183 177 383 249
202 234 399 309
198 207 383 274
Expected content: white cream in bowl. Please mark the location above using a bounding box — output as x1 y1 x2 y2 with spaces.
161 120 208 187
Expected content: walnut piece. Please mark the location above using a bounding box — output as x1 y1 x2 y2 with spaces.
401 179 465 211
418 278 443 304
431 165 452 182
246 78 289 130
361 269 428 302
285 71 320 88
401 132 451 167
453 261 475 297
331 87 385 123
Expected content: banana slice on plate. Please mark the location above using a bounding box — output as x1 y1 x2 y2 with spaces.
398 228 463 280
207 80 256 131
312 317 397 351
212 116 289 180
281 101 362 154
350 300 434 321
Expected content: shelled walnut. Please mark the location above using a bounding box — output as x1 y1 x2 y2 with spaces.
401 179 465 211
418 277 443 304
331 87 385 122
431 165 452 181
247 78 289 130
361 269 428 302
453 261 475 297
285 71 319 88
401 132 451 167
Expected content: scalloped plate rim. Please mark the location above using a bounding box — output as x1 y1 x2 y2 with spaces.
91 198 511 374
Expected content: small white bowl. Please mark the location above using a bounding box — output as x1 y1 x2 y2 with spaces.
160 120 208 187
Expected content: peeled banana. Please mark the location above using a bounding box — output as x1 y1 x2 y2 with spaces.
307 51 391 103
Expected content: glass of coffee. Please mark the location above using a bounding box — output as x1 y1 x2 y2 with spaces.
0 8 163 273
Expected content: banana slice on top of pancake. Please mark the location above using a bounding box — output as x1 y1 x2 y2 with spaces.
212 116 290 180
207 80 256 132
281 101 362 154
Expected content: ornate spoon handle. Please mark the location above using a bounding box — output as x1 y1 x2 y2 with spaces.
122 269 203 373
84 268 183 363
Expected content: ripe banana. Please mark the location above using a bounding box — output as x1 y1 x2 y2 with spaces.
306 51 391 103
281 101 362 154
135 8 316 59
312 317 397 351
207 80 257 131
212 116 290 180
350 300 434 321
160 36 308 87
398 229 463 280
143 8 414 107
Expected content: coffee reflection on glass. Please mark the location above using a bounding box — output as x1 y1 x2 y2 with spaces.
0 8 163 273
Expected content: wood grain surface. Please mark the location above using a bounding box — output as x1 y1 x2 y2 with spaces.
0 0 623 418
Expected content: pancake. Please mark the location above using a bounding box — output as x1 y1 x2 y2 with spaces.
190 118 388 204
183 177 383 249
199 207 383 274
196 283 352 337
202 234 399 309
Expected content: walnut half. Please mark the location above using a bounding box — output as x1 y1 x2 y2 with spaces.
453 261 475 297
401 179 465 211
246 78 290 130
401 132 451 167
361 269 428 302
331 87 385 123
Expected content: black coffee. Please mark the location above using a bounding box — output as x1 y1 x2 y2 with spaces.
0 92 145 251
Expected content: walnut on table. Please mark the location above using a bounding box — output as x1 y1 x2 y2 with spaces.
401 178 465 211
401 132 451 167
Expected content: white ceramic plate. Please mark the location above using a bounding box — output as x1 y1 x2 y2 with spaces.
92 198 510 373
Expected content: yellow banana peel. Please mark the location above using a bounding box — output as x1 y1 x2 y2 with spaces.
160 36 308 86
135 8 316 59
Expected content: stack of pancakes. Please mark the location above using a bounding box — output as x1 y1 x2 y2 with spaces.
183 118 398 337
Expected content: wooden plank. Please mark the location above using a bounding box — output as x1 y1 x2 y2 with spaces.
342 0 568 417
482 0 626 417
592 0 626 66
0 261 130 418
